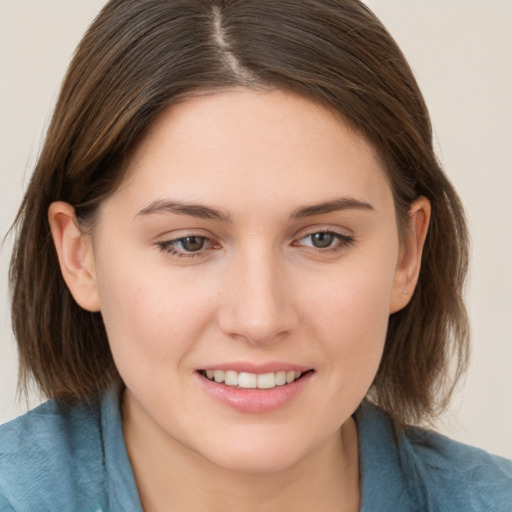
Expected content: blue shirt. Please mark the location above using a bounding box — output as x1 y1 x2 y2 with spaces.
1 391 511 511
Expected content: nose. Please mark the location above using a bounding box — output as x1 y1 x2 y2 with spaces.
217 245 298 346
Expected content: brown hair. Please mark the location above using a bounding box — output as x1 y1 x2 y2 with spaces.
9 0 469 425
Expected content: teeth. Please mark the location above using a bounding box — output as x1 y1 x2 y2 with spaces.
204 369 305 389
225 370 238 386
238 372 257 388
275 370 286 386
213 370 225 383
257 372 276 389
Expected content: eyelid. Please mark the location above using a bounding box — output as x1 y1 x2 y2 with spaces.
154 226 354 258
155 231 221 258
292 227 355 252
292 223 353 240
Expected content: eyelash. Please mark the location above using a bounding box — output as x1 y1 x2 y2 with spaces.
294 231 355 252
156 230 355 258
157 236 215 258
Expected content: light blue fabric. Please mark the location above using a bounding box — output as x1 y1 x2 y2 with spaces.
1 392 511 511
0 391 142 512
357 403 512 511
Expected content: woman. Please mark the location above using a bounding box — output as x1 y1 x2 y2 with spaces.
1 0 511 510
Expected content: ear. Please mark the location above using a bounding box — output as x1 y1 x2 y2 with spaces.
389 196 431 314
48 201 101 312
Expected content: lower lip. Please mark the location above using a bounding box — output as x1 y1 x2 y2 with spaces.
197 371 314 413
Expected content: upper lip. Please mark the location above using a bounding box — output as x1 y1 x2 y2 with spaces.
199 362 312 374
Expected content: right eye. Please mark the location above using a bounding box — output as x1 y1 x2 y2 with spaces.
176 236 207 252
157 235 213 257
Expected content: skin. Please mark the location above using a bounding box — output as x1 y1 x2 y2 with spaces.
49 88 430 511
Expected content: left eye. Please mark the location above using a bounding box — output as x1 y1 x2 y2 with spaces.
307 232 336 248
299 231 353 250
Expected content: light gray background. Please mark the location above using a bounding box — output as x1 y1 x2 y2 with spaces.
1 1 511 459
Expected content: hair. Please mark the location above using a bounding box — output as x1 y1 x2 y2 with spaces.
9 0 469 426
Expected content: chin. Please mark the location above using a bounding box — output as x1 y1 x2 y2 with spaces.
195 430 318 475
208 450 303 475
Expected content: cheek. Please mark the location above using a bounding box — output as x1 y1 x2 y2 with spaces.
302 248 398 383
93 252 216 384
308 255 395 334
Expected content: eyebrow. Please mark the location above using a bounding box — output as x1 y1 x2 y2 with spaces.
292 197 374 218
135 200 232 222
135 196 374 222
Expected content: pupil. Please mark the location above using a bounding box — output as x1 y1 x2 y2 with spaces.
312 233 334 248
182 237 204 251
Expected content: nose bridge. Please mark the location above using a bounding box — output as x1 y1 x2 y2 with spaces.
218 242 295 344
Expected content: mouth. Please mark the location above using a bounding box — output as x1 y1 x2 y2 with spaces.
197 366 314 413
199 369 313 389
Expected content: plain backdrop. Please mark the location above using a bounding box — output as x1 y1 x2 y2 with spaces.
1 1 511 459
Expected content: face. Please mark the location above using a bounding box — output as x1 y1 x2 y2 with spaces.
80 89 411 473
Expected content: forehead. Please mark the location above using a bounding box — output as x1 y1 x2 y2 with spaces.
115 88 393 217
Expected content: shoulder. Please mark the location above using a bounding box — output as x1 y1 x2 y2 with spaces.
357 401 512 512
0 398 106 511
401 425 512 511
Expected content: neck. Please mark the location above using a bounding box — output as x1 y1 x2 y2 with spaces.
122 393 360 512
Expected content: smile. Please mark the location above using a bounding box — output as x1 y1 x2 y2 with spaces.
202 369 304 389
197 367 314 413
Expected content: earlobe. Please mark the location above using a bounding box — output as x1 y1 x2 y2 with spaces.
48 202 101 312
389 196 431 314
